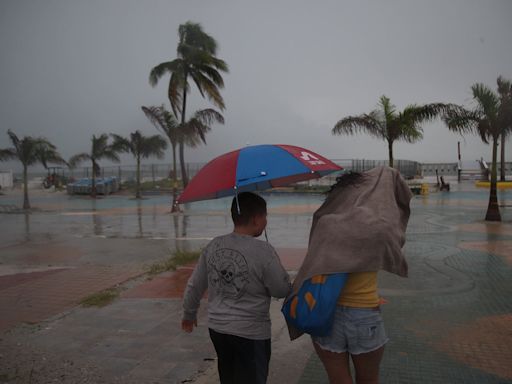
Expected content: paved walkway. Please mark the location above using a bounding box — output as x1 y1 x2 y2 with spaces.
0 186 511 383
0 265 143 332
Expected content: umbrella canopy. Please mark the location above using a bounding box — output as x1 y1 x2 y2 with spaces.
177 144 342 204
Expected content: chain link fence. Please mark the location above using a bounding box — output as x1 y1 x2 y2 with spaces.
14 159 512 189
64 163 207 185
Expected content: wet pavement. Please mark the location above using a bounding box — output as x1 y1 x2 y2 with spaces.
0 184 512 383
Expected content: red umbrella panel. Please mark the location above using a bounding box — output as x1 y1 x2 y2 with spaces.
177 144 343 204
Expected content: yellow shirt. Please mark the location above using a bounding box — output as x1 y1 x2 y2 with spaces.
337 271 379 307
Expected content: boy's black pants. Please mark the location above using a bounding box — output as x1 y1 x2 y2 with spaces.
209 328 271 384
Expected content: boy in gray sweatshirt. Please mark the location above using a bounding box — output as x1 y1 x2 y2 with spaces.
182 192 291 384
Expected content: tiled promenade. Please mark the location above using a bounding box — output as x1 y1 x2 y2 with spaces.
300 205 512 383
0 185 511 383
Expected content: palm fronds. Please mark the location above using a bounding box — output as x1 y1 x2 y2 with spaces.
332 115 384 139
2 130 64 209
0 148 16 161
68 153 91 168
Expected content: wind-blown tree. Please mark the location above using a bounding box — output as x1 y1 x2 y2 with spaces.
332 95 451 168
497 76 512 181
443 79 512 222
142 105 180 209
0 130 64 209
69 134 121 198
111 131 167 199
142 105 224 210
181 108 225 148
149 21 228 186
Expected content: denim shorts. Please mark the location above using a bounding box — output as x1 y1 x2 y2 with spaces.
312 306 389 355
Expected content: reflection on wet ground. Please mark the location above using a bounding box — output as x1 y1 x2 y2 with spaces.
0 192 323 251
1 186 510 246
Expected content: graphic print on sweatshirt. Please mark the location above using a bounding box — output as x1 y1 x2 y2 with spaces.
208 248 250 298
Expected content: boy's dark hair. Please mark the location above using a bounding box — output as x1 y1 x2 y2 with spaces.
231 192 267 226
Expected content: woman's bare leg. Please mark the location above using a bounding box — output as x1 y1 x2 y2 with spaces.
350 346 385 384
313 341 353 384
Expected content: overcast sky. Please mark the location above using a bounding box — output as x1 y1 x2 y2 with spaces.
1 0 511 170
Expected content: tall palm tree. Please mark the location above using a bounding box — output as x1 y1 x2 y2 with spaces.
149 21 228 186
142 105 224 210
443 80 511 221
497 76 512 181
111 131 167 199
69 134 121 198
0 130 64 209
332 95 450 168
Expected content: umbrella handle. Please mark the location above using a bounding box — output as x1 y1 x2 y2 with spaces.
235 189 240 215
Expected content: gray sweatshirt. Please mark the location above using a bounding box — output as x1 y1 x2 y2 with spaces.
182 232 291 340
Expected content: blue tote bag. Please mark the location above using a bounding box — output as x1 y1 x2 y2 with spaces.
282 273 348 337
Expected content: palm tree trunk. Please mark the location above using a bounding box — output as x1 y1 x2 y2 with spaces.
179 73 189 187
23 165 30 210
500 132 506 181
91 160 97 198
171 143 179 213
135 156 141 199
179 141 187 188
485 136 501 221
388 140 394 168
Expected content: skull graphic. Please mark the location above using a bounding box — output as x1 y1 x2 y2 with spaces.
220 262 235 284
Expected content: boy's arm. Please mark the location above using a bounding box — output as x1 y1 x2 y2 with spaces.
262 247 291 298
182 251 208 332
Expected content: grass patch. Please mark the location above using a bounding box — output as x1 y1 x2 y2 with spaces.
80 288 120 308
147 250 201 277
121 178 183 192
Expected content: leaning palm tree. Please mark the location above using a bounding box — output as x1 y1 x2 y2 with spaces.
142 105 180 209
111 131 167 199
69 134 121 198
332 95 451 168
0 130 64 209
142 105 224 210
443 80 512 221
149 21 228 186
497 76 512 181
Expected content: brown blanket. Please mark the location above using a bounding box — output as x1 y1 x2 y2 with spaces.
286 166 412 339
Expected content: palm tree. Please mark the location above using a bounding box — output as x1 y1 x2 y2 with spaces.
443 80 512 221
181 108 225 148
149 21 228 187
69 134 121 198
497 76 512 181
0 130 64 209
142 105 180 209
332 95 451 168
111 131 167 199
142 105 224 210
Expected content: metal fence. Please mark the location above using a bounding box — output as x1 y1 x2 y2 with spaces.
331 159 421 179
421 163 459 176
65 163 207 184
13 159 511 187
420 161 512 178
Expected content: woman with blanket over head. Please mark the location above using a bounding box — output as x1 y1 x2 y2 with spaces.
286 166 412 384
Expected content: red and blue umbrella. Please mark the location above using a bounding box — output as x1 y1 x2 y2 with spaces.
177 144 342 204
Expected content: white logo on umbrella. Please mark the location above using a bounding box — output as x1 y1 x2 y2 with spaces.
299 151 326 166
